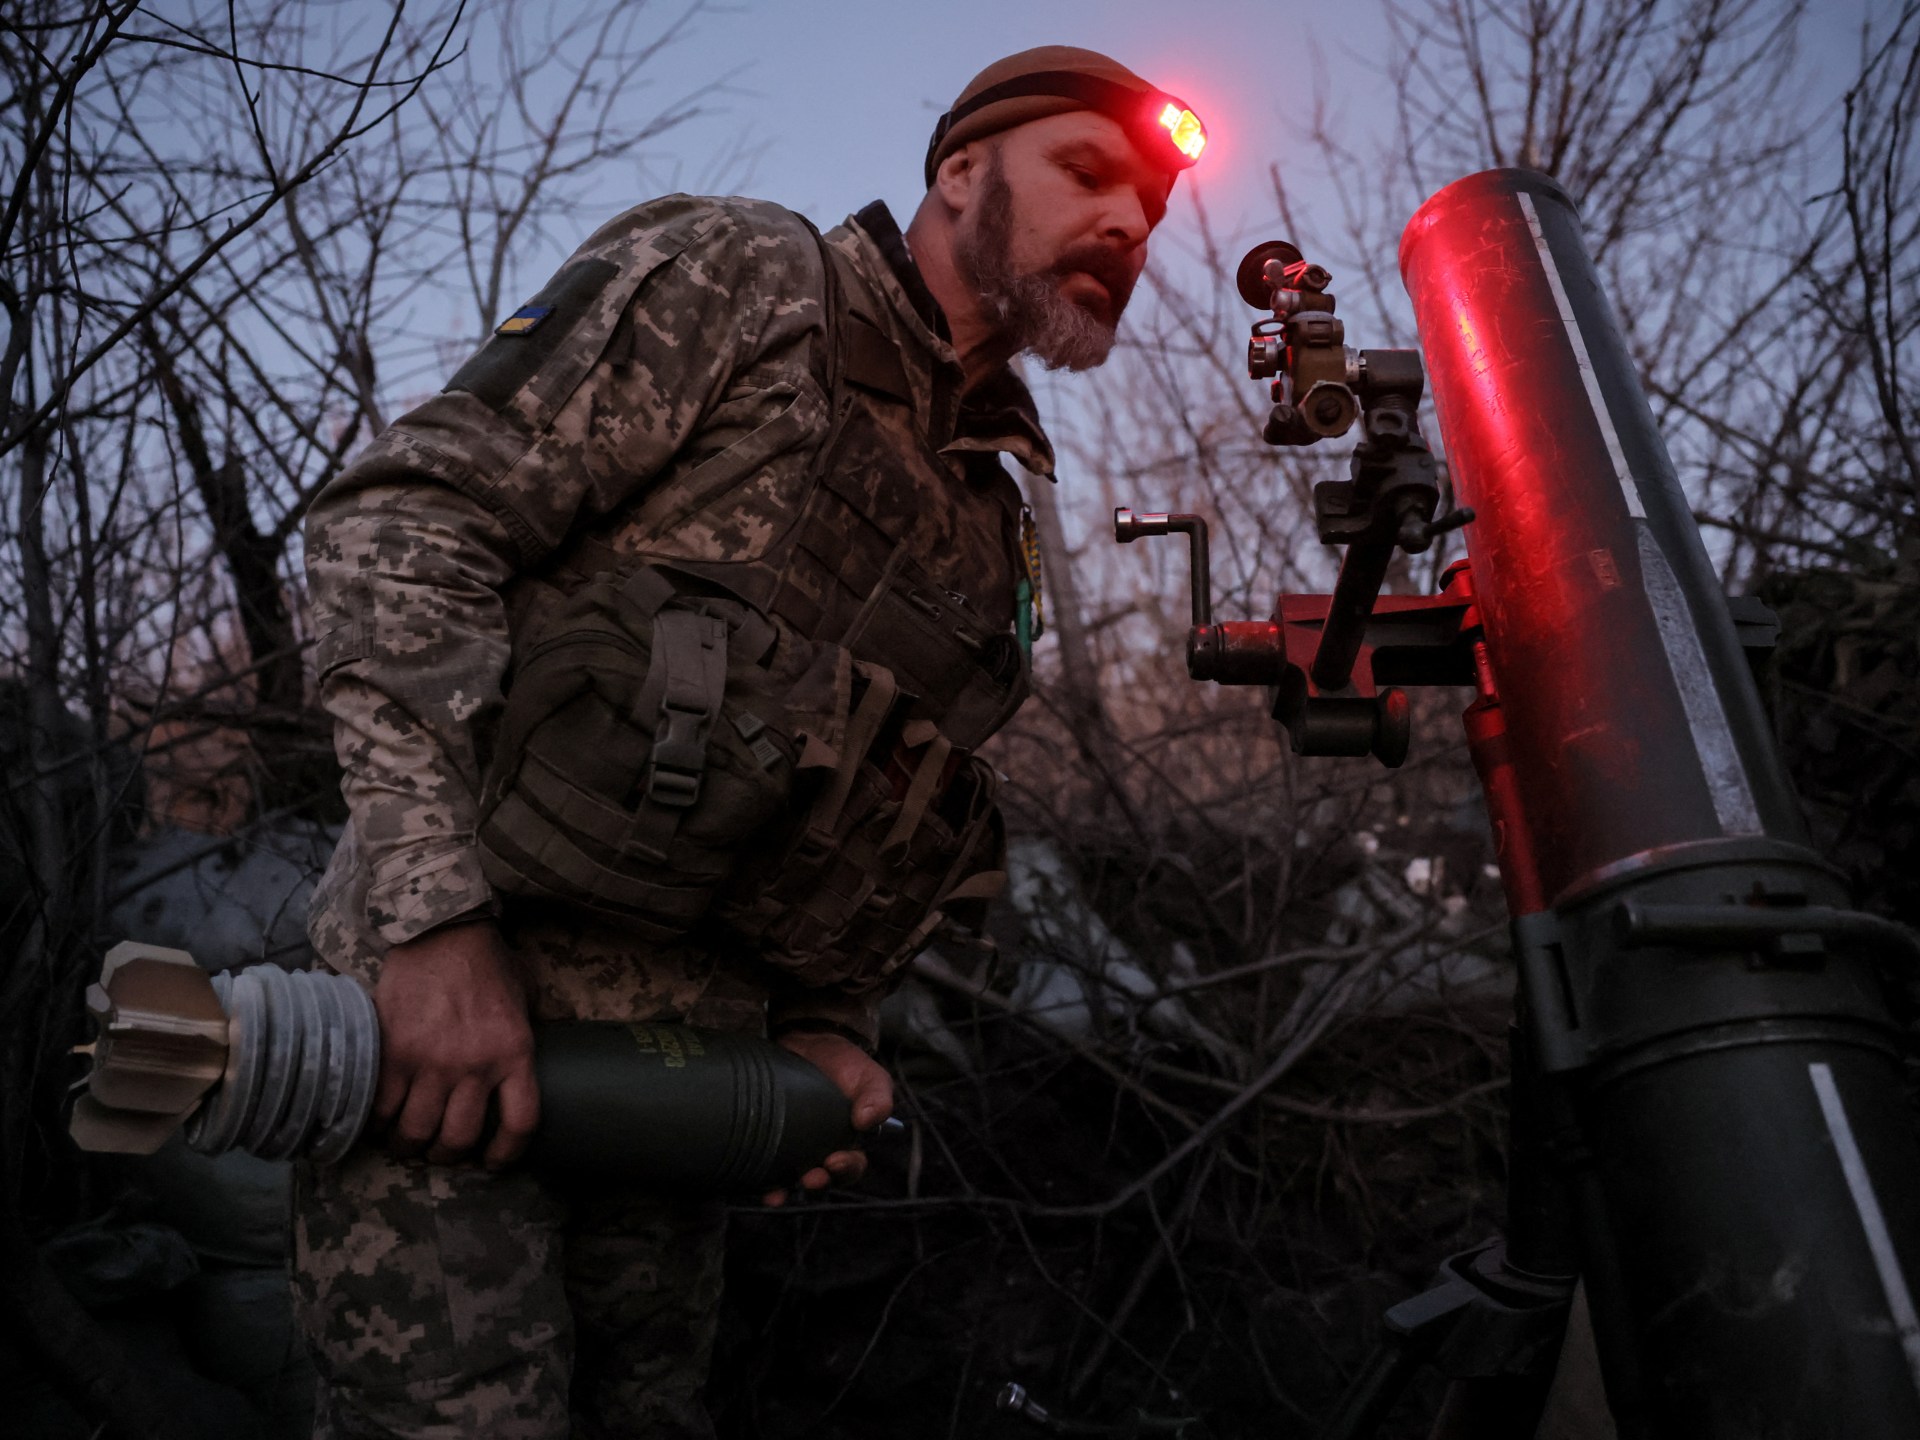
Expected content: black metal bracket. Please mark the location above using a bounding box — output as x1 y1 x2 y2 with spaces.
1618 900 1920 969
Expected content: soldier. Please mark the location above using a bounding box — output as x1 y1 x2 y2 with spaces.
294 44 1205 1439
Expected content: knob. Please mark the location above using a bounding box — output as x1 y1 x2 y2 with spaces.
1114 507 1172 542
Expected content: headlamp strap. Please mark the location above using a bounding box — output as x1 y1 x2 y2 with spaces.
924 71 1200 186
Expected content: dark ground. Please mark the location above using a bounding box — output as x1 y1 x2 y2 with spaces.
714 993 1511 1440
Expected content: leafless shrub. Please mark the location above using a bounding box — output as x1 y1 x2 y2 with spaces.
0 2 731 1426
718 6 1920 1435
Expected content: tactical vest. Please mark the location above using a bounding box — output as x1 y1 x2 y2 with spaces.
477 224 1028 991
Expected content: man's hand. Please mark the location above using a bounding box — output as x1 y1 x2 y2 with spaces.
761 1030 893 1207
372 919 539 1168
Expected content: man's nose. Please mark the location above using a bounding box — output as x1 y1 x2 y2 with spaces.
1100 187 1151 248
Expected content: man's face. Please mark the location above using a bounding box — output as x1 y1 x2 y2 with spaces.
951 109 1171 371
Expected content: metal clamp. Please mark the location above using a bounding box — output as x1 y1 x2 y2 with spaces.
1617 901 1920 969
1322 1239 1575 1440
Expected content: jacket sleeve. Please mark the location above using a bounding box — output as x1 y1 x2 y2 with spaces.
766 987 887 1052
304 195 830 947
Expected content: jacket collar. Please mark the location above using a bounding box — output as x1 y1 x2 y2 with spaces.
833 201 1057 480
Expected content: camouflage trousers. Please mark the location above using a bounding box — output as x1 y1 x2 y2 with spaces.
291 1150 726 1439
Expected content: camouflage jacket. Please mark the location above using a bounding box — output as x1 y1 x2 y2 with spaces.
304 197 1054 1039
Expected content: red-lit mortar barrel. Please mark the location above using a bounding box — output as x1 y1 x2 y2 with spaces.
1402 169 1920 1437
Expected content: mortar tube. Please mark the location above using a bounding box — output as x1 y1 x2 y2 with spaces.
1402 166 1920 1438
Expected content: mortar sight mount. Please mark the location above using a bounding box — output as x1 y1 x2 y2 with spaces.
1115 241 1475 769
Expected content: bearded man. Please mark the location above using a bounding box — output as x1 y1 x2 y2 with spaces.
294 44 1202 1439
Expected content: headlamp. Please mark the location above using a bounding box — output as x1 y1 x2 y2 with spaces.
924 70 1209 186
1156 101 1207 162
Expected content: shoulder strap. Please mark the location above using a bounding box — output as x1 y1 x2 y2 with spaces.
803 216 848 405
794 224 895 487
809 226 912 406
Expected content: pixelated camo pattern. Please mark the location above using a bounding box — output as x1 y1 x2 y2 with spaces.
304 194 1053 1036
293 1147 726 1438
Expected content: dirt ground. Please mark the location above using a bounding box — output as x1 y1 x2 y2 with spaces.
713 992 1512 1440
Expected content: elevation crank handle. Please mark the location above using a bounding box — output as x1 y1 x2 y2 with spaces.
1113 507 1214 629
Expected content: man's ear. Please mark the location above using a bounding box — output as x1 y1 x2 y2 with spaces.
933 144 982 214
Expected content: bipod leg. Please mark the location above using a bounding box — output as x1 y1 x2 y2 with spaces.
1318 1325 1429 1440
1321 1239 1576 1440
1422 1019 1587 1439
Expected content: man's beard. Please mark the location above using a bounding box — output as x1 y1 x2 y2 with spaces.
953 152 1136 372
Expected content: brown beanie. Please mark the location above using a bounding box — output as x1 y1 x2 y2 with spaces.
924 45 1205 187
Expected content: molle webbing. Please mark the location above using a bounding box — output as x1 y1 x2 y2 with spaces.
636 608 729 811
481 214 1026 980
618 230 1030 754
478 569 794 939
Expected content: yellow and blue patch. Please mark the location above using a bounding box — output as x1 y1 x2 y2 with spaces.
495 304 554 337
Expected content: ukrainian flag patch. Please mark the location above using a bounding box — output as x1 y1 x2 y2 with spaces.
495 304 554 337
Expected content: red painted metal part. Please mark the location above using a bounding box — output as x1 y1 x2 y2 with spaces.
1269 592 1476 694
1399 171 1796 901
1463 692 1544 917
1443 563 1548 918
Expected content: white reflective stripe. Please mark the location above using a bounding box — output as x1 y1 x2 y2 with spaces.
1519 188 1760 835
1809 1061 1920 1398
1636 530 1762 834
1517 190 1645 519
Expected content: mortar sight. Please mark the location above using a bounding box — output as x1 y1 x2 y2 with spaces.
1238 239 1427 448
1113 237 1464 769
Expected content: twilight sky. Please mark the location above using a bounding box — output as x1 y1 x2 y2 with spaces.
651 0 1369 237
627 0 1877 271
